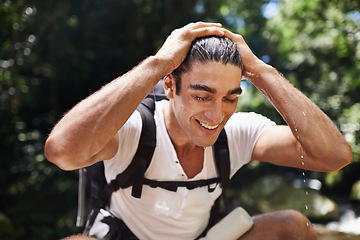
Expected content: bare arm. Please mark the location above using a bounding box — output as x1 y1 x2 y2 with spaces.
45 22 225 170
224 30 352 172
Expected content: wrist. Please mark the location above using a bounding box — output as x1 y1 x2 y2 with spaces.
142 56 173 86
150 54 174 73
243 60 273 81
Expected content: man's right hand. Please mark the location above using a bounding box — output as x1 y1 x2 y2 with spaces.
155 22 225 75
222 28 267 82
45 22 225 171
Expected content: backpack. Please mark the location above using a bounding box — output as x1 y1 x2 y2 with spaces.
78 80 231 238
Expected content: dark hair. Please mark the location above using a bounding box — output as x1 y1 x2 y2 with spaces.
171 36 243 94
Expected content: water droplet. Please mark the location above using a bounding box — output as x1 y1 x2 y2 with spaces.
305 191 309 195
300 155 304 159
305 205 308 210
302 172 305 176
306 222 310 227
301 162 305 166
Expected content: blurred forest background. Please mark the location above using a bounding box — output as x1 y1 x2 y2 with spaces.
1 0 359 239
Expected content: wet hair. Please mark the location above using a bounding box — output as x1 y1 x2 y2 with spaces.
171 36 243 95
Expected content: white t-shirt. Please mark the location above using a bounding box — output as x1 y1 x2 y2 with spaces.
103 100 275 240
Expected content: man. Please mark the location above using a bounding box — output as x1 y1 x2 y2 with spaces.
46 22 352 239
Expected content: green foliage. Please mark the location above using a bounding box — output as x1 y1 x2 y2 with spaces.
264 0 360 161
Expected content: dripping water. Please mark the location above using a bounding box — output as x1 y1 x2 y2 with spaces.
300 148 310 227
301 165 310 228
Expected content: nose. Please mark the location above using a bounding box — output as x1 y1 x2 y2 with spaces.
203 100 224 124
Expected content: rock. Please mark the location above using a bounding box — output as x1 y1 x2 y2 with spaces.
231 175 339 222
350 180 360 201
0 213 16 240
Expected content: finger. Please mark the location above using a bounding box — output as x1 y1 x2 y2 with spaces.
189 26 225 39
193 22 222 28
184 22 222 30
222 28 242 41
222 28 250 52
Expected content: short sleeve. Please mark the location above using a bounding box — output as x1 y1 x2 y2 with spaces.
103 110 143 182
224 112 276 178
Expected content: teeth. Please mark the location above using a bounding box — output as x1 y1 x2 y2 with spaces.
199 121 219 130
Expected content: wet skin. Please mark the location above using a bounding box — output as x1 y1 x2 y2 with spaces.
164 61 243 150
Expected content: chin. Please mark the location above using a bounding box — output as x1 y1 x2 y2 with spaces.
191 137 218 148
187 123 223 147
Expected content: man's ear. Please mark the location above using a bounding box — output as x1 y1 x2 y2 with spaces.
163 74 176 99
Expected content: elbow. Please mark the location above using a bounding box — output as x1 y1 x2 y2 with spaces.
44 137 79 171
338 141 353 169
321 142 353 172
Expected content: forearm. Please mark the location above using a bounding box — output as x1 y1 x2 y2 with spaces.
222 28 351 170
45 56 168 170
45 22 226 170
249 62 352 170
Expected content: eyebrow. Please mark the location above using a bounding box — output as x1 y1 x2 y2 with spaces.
189 83 242 95
189 84 216 94
228 87 242 96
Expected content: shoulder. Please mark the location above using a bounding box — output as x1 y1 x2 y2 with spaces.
224 111 276 151
119 109 142 137
104 110 143 178
224 111 275 146
224 112 276 177
225 112 275 132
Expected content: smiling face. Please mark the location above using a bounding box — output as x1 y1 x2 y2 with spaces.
164 61 242 147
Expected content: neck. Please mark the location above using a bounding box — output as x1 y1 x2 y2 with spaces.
163 101 195 149
163 101 205 178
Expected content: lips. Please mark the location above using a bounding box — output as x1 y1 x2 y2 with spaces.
197 120 219 130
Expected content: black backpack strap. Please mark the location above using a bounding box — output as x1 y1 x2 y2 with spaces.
207 128 230 228
105 98 157 199
84 91 159 231
213 128 230 188
89 98 157 210
148 79 167 101
87 161 107 209
88 96 230 208
84 162 108 231
143 177 220 192
129 98 157 198
112 121 229 200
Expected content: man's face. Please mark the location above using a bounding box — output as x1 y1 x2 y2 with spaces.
168 61 242 147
